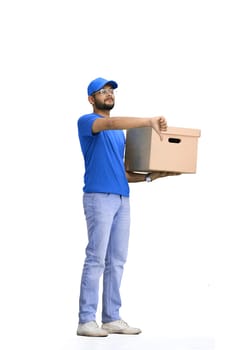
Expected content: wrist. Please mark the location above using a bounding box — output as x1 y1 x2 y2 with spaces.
145 175 152 182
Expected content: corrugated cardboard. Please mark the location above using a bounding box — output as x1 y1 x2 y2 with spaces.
125 126 201 173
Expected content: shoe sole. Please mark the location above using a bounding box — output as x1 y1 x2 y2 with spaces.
77 331 108 337
77 333 108 338
102 329 141 335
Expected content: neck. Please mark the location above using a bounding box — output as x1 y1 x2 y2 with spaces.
93 107 110 118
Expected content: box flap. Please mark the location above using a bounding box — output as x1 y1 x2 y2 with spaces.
162 126 201 137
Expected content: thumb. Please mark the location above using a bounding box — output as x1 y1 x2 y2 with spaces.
154 126 164 141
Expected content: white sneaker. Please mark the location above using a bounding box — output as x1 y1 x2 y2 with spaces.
102 319 142 335
77 321 108 337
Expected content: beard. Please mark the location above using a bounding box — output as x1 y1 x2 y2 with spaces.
94 97 115 111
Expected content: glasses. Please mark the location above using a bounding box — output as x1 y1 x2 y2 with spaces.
94 88 115 95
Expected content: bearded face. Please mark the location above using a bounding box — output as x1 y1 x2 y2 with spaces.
93 95 115 111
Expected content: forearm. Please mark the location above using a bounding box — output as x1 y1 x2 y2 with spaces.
106 117 152 130
126 170 181 183
93 116 154 133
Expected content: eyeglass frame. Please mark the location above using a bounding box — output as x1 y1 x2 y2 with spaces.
92 88 115 96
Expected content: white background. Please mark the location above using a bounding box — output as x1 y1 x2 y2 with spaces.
0 1 232 349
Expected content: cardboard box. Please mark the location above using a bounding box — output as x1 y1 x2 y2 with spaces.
125 126 201 173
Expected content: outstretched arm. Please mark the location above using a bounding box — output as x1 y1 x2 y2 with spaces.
92 116 167 140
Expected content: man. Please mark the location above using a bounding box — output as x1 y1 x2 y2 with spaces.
77 77 178 337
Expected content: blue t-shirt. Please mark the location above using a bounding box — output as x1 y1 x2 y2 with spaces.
77 113 130 197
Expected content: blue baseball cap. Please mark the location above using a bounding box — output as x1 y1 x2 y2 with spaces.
87 77 118 96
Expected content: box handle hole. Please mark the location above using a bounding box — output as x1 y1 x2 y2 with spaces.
168 137 181 144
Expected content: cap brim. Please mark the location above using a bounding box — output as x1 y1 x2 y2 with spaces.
104 80 118 89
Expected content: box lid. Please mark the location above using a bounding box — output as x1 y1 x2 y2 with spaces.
162 126 201 137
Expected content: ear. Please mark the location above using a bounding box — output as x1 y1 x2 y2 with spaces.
88 96 94 105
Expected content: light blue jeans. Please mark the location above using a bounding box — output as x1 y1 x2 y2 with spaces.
79 193 130 324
